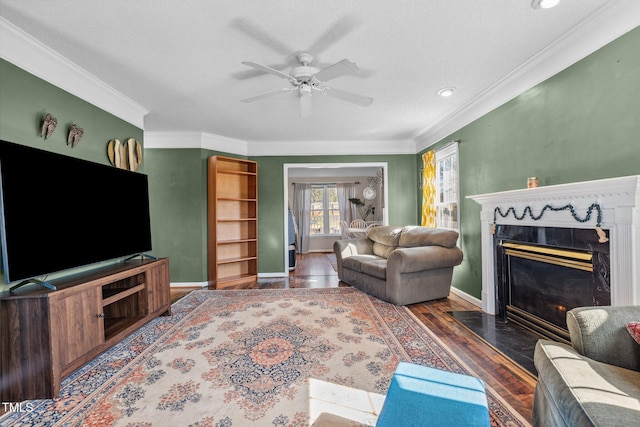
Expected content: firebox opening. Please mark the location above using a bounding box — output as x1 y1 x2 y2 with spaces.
495 225 610 345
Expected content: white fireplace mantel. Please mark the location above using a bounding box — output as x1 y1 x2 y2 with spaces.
468 175 640 314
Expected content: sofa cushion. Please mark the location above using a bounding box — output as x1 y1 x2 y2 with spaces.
360 259 387 280
534 340 640 427
367 226 403 246
342 254 384 273
373 242 396 258
398 226 459 248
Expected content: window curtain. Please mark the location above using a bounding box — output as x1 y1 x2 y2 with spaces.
292 183 312 253
421 150 437 227
336 183 356 225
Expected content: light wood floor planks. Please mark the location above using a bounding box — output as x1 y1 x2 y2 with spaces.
172 252 536 423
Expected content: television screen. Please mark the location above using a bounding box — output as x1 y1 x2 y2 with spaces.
0 140 152 282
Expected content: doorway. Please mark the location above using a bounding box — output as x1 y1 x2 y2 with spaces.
283 162 389 273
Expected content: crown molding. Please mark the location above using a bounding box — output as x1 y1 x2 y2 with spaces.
0 17 148 129
414 0 640 152
248 139 416 156
144 131 249 155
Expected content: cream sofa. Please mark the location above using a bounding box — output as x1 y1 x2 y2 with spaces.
533 305 640 426
333 225 463 306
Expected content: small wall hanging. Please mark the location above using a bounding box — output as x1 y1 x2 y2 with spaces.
67 124 84 147
40 113 57 140
107 138 142 171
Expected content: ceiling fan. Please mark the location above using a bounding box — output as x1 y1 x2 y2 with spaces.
240 51 373 118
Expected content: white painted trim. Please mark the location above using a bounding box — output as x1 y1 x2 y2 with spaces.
258 272 288 278
468 175 640 314
0 17 148 129
144 131 249 155
414 0 640 151
170 282 208 288
249 139 416 156
450 286 482 308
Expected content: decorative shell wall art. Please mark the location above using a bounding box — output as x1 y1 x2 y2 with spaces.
67 123 84 147
107 138 142 171
107 139 123 168
40 113 58 140
126 138 143 171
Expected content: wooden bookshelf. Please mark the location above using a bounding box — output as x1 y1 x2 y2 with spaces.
207 156 258 288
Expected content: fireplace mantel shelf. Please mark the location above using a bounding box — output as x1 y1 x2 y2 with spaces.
467 175 640 314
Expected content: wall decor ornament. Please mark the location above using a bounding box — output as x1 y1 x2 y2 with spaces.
107 138 142 171
40 113 57 140
67 123 84 147
489 202 608 243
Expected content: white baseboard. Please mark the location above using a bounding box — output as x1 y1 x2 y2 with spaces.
170 282 208 288
258 272 288 278
450 286 482 309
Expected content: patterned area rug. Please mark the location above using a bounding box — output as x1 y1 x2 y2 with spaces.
1 288 530 426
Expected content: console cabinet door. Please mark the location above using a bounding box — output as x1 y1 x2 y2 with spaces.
147 259 171 315
52 286 104 369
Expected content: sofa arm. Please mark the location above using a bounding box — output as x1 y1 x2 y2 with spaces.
567 305 640 372
333 238 373 279
387 246 463 274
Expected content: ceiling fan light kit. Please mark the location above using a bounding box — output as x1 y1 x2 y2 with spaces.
240 51 373 118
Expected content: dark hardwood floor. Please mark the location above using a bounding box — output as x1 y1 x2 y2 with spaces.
171 252 536 423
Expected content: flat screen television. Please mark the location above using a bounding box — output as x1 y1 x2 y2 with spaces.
0 139 152 284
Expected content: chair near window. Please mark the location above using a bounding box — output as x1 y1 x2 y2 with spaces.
339 220 350 239
366 222 382 235
350 219 367 229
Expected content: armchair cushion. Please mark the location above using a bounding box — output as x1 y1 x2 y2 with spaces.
567 306 640 371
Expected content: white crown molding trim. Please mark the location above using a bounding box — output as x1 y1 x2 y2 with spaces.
248 139 416 156
414 0 640 152
144 131 249 155
0 17 148 129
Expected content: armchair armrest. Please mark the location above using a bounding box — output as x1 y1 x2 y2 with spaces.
387 246 463 274
567 305 640 371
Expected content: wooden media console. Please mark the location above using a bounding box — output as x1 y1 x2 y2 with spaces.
0 258 170 401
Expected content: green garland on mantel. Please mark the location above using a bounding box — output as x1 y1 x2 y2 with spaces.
489 202 609 243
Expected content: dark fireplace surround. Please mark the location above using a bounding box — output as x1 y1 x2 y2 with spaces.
494 225 610 343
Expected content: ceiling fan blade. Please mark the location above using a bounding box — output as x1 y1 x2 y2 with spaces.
240 87 294 103
242 61 295 82
300 94 312 118
231 18 293 56
313 59 360 83
232 63 287 80
306 15 358 56
323 87 373 107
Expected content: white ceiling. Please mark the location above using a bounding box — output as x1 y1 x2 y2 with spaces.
1 0 639 149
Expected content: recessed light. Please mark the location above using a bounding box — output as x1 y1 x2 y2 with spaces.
531 0 560 9
437 87 455 97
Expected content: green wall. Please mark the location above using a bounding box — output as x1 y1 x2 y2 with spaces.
421 26 640 299
251 154 417 274
144 148 245 283
0 59 143 291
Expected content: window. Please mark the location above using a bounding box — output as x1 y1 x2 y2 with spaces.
435 142 459 230
310 184 340 235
